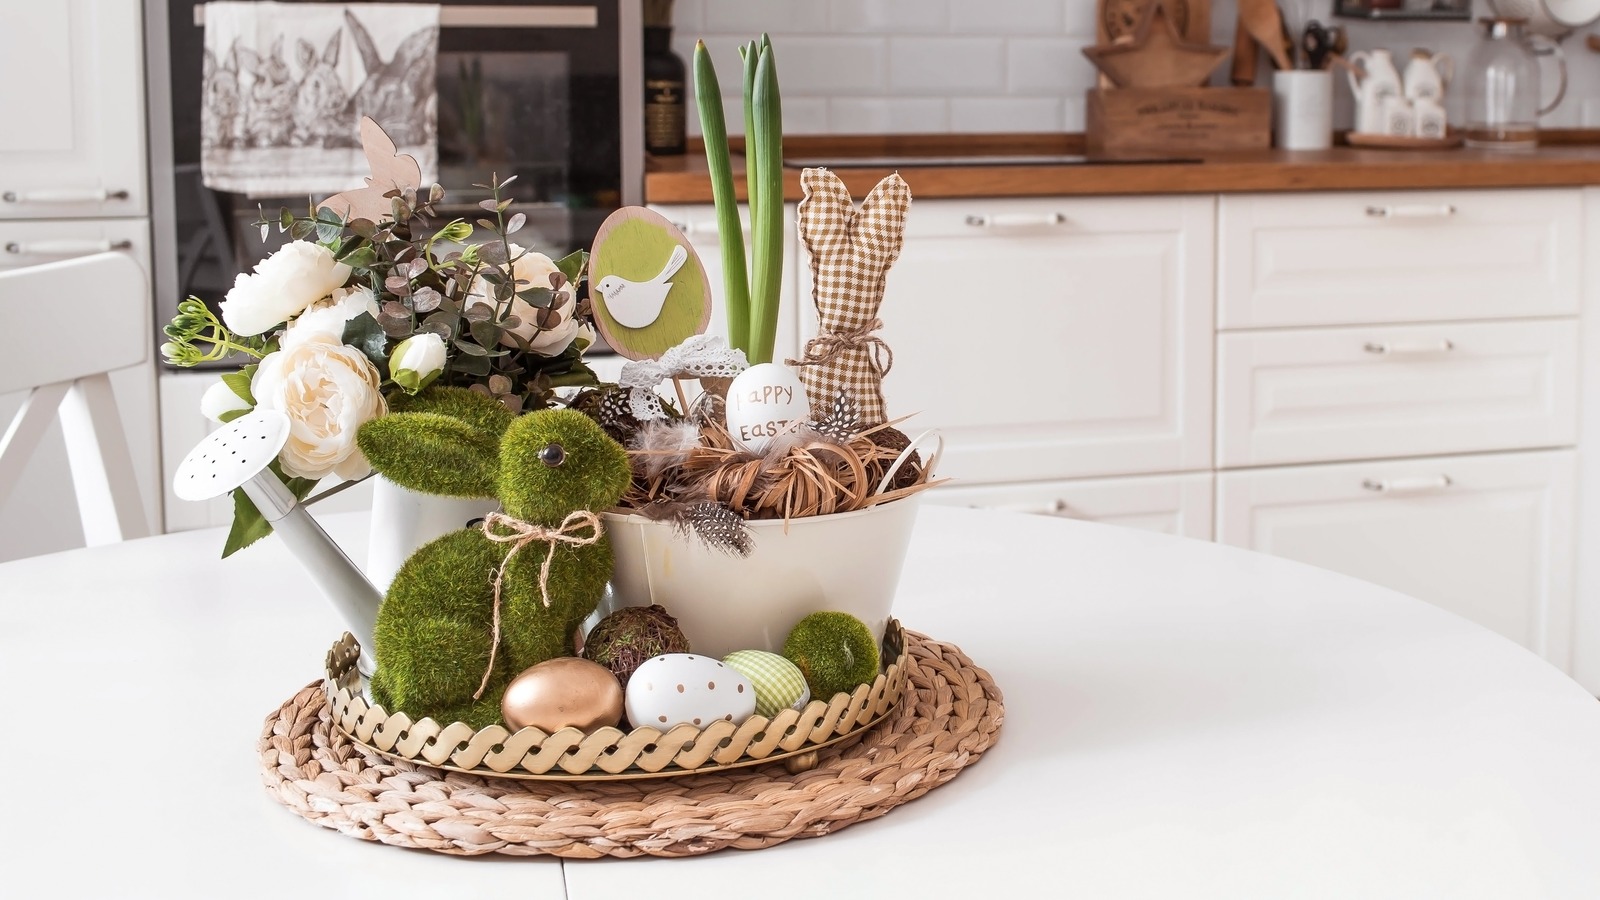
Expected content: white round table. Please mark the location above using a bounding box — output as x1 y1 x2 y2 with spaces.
4 506 1600 898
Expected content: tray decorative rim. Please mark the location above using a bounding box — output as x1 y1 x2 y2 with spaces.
322 619 908 781
1345 131 1465 151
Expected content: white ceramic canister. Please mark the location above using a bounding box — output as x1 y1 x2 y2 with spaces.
1273 69 1333 150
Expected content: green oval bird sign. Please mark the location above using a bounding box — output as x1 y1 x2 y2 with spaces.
589 207 712 360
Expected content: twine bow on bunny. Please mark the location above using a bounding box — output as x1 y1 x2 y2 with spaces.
473 510 604 698
786 169 911 426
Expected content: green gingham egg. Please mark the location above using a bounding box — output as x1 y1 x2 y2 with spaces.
722 650 811 718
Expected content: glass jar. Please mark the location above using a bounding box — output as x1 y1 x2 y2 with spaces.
1461 17 1568 150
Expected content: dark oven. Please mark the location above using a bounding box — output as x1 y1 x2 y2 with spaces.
156 0 643 365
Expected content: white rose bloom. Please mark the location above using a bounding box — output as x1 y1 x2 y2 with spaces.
251 333 387 481
284 284 379 348
220 241 352 337
465 245 581 356
199 378 251 423
389 332 448 394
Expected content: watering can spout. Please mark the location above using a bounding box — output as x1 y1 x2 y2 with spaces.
173 411 382 674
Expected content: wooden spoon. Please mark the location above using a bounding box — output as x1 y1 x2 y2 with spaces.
1238 0 1294 71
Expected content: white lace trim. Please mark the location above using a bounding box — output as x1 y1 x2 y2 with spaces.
619 334 749 390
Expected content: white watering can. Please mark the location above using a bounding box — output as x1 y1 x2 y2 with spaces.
172 410 382 673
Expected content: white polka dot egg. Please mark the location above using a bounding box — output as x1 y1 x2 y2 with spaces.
625 653 757 731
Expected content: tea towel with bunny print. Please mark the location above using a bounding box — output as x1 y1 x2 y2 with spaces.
200 2 439 195
788 168 911 426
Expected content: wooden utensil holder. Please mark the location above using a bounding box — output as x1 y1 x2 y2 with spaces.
1086 87 1271 153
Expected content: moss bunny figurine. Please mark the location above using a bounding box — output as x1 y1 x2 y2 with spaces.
357 387 632 728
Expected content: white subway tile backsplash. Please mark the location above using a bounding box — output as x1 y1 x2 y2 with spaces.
950 96 1063 132
771 36 890 94
890 37 1005 94
698 0 829 33
830 0 949 33
783 97 833 134
1007 37 1096 94
948 0 1063 34
830 97 950 134
1063 96 1085 132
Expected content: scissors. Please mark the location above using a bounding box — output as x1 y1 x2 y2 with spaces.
1302 20 1339 70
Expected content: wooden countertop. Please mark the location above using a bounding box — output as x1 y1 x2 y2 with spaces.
645 132 1600 203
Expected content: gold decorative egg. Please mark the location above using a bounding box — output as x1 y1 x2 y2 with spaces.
501 657 625 732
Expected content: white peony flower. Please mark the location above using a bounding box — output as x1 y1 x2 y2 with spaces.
389 332 448 394
465 245 581 356
251 333 387 481
220 241 352 336
199 378 251 423
284 284 379 348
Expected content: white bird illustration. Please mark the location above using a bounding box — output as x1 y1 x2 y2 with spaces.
595 244 688 329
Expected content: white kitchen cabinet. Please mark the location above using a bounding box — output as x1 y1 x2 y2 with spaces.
1216 319 1579 468
1217 190 1580 329
649 204 800 362
928 472 1213 540
1216 449 1576 667
0 0 148 219
799 195 1215 484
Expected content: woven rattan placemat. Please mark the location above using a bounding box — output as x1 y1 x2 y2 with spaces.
259 632 1003 858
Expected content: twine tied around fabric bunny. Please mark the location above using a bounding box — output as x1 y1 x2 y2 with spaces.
474 510 603 698
786 169 911 426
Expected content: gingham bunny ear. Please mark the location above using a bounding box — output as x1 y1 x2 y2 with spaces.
797 168 855 258
852 173 911 263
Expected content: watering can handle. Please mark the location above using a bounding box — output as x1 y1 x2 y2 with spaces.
876 429 944 496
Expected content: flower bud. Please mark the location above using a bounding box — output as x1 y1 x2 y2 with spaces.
389 332 448 394
199 378 252 422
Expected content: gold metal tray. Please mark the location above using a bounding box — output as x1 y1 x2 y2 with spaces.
323 620 908 781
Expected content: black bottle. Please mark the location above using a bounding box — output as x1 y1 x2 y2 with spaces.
644 26 686 156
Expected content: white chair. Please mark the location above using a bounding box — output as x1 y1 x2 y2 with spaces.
0 252 151 545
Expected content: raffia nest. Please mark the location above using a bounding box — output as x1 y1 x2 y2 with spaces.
622 416 940 521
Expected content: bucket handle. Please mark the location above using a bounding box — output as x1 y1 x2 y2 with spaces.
877 429 944 495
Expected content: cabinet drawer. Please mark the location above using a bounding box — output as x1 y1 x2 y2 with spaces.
0 219 150 273
806 195 1215 482
1218 190 1580 328
1216 450 1575 666
927 472 1213 540
1217 319 1577 468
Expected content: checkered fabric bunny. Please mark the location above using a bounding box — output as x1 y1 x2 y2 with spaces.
788 168 911 426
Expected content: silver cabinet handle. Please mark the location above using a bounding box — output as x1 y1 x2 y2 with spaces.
5 239 133 255
1365 204 1456 218
196 5 598 27
991 499 1071 516
1364 339 1455 355
1362 475 1453 494
3 188 130 204
965 212 1066 228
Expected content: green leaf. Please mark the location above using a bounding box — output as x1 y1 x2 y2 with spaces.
544 359 600 388
516 286 554 308
220 367 256 405
554 249 588 285
217 407 250 423
342 312 390 370
338 245 378 268
222 488 272 558
454 339 489 357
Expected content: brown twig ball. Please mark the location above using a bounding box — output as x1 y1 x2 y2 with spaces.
582 605 691 688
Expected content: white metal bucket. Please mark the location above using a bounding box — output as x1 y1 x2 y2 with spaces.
602 496 922 658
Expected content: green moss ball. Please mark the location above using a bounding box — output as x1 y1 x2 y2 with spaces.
583 605 691 689
782 612 880 699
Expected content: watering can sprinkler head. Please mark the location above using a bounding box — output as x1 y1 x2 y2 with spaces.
174 410 382 674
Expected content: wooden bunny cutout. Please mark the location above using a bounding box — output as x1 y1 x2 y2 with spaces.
789 168 911 426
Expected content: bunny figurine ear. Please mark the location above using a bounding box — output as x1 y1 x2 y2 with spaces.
589 206 713 360
788 169 911 426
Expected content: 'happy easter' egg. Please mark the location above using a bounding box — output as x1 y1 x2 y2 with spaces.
722 650 811 718
725 363 808 454
625 653 757 730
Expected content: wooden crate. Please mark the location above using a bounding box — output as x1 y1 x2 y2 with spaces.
1086 87 1270 153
